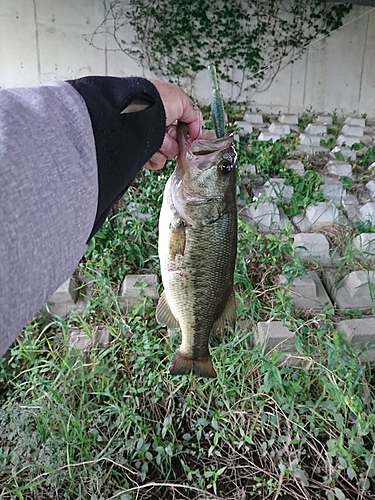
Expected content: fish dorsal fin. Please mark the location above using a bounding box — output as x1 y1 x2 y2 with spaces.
156 291 180 330
213 289 236 334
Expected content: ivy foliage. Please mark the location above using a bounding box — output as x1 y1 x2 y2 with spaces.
88 0 352 95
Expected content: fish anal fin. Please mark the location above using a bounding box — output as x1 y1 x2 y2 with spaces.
156 291 179 329
170 350 217 378
213 289 236 335
169 222 186 260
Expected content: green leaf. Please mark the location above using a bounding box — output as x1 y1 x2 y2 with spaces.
334 487 346 500
351 142 364 151
198 418 209 427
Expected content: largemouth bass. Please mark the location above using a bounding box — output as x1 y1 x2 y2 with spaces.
156 122 238 378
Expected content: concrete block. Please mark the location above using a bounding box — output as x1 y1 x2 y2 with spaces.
342 194 359 207
286 159 305 175
336 135 362 147
344 202 363 224
324 270 375 312
346 271 375 298
48 278 78 304
293 202 340 231
353 233 375 258
46 277 84 317
69 325 111 351
280 271 333 311
336 318 375 362
362 135 375 148
344 116 366 128
306 202 340 227
366 180 375 200
258 131 281 142
263 178 294 201
92 326 112 347
320 175 346 206
325 160 352 178
359 203 375 225
69 328 91 351
244 113 263 124
341 124 364 137
279 114 298 125
305 124 327 135
269 122 290 135
299 133 322 146
236 121 253 135
244 202 282 231
330 147 357 161
120 274 159 308
293 233 330 261
315 115 333 125
254 321 296 352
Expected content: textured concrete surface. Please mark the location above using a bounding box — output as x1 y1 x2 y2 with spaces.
353 233 375 258
324 271 375 312
254 321 297 353
279 114 298 125
305 124 327 135
293 233 333 265
269 122 290 135
120 274 159 309
244 113 263 125
280 271 333 311
69 325 111 351
337 318 375 362
258 131 281 142
325 160 352 178
293 202 340 232
45 277 85 318
237 121 254 135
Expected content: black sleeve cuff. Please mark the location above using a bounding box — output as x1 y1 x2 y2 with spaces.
67 76 166 239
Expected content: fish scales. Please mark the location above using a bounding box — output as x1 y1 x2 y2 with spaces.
161 208 236 354
157 122 237 378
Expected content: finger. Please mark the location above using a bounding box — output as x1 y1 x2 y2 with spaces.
149 80 203 140
180 105 203 141
159 133 179 159
166 123 178 141
144 151 167 171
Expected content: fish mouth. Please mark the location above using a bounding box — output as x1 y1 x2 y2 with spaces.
177 122 234 170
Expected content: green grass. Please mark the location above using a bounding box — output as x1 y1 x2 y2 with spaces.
1 113 375 499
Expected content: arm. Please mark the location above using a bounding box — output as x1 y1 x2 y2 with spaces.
0 76 201 357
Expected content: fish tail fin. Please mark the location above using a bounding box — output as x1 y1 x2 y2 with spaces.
169 350 217 378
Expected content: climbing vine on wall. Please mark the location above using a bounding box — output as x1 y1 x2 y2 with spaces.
86 0 352 97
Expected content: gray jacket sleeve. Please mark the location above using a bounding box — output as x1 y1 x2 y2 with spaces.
0 81 98 357
0 78 166 358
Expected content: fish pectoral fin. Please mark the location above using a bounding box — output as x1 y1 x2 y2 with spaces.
169 222 186 260
213 289 236 334
170 349 217 378
156 291 179 329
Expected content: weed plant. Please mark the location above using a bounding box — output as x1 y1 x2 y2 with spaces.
1 113 375 499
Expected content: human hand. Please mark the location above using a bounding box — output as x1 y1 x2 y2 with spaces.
144 80 203 171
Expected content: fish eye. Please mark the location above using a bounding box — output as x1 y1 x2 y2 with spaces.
219 161 233 174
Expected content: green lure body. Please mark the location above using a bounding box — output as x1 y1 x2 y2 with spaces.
208 64 226 138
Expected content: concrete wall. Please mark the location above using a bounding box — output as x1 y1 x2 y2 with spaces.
1 1 375 117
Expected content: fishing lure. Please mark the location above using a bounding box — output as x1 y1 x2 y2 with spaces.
208 64 226 138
